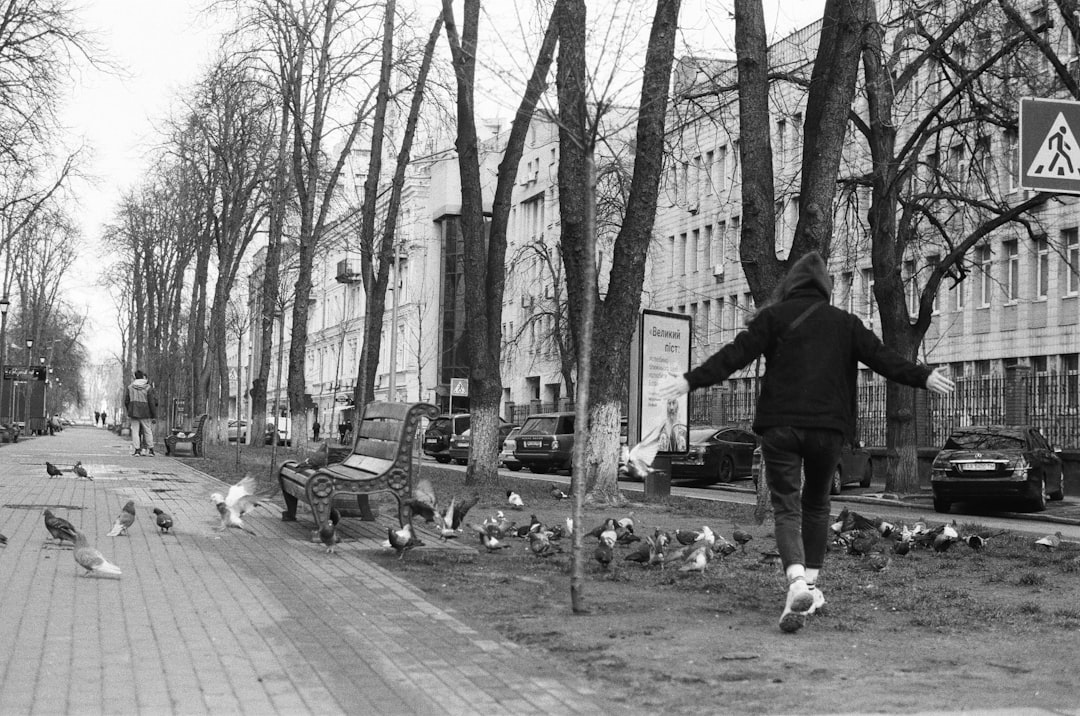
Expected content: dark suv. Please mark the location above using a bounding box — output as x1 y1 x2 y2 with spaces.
514 411 576 474
423 413 472 463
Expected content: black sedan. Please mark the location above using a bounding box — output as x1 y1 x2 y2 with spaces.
750 440 873 494
671 426 757 484
930 424 1064 513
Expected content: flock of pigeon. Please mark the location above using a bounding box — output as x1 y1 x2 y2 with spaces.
11 463 270 579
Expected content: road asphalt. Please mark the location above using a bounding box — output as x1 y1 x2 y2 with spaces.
0 426 601 715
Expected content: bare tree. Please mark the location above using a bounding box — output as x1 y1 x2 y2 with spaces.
442 0 563 487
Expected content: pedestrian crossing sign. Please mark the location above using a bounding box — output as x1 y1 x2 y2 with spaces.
450 378 468 397
1020 97 1080 194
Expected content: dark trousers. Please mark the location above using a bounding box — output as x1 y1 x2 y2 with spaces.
759 426 844 571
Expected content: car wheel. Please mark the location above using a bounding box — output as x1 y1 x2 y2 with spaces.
1049 474 1065 501
1029 476 1047 512
454 459 468 466
531 463 550 474
932 494 951 514
830 465 842 495
859 461 872 488
507 464 522 472
717 456 735 484
435 456 451 464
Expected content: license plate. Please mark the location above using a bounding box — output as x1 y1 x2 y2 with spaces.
424 438 438 445
523 440 542 448
960 462 996 472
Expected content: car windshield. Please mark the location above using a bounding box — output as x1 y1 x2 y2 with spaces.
944 430 1026 451
520 416 560 435
429 417 451 433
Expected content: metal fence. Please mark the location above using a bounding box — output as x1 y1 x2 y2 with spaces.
688 374 1080 449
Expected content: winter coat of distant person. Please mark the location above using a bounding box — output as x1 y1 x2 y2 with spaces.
125 370 159 456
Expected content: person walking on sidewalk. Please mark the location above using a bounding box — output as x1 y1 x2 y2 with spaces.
656 251 955 633
125 369 159 456
312 418 321 441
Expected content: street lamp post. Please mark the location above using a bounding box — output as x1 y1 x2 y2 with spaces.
0 296 8 424
23 338 32 434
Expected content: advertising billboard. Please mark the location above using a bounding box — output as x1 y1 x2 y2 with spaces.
628 309 691 455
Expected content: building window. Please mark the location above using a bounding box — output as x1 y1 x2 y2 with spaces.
1066 228 1079 296
669 236 676 278
730 216 740 261
1006 129 1019 192
701 300 711 345
1035 235 1049 299
861 268 875 324
840 271 854 314
1064 354 1079 406
903 259 918 316
727 294 739 335
716 144 728 190
678 232 687 276
704 151 714 196
1005 240 1019 303
976 244 992 307
927 255 941 313
703 224 713 268
689 229 700 273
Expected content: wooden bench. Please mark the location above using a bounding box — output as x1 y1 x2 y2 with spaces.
277 401 437 533
165 414 208 456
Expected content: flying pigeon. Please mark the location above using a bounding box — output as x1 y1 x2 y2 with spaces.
211 475 262 534
73 531 122 578
434 492 480 540
550 487 569 500
386 522 423 560
404 478 438 523
506 490 525 510
1034 531 1063 551
46 461 63 478
106 500 136 537
43 509 78 546
623 424 662 480
732 525 753 553
318 507 342 553
152 508 173 534
72 461 93 480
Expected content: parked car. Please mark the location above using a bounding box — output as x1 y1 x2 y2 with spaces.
500 426 523 471
751 440 873 495
446 422 517 465
930 424 1064 513
227 419 248 442
671 426 758 484
423 413 472 463
514 411 576 474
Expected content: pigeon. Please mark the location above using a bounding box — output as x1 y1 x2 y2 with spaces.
73 531 122 578
473 526 511 552
506 490 525 510
295 441 329 470
623 424 662 480
675 527 703 546
678 543 712 575
594 531 616 570
516 514 544 538
942 520 959 541
434 493 480 540
616 513 635 533
404 478 438 523
211 475 261 534
846 530 880 556
43 509 78 545
46 461 63 478
386 522 422 560
73 462 92 480
318 507 341 553
587 518 618 540
932 531 956 553
868 551 891 571
963 533 986 551
732 525 753 553
482 511 516 539
527 531 561 557
892 538 911 556
1034 531 1063 551
152 508 173 534
623 539 653 564
836 507 877 533
550 487 569 500
758 547 782 566
712 534 738 558
106 500 136 537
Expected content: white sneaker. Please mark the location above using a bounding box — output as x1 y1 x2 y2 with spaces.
778 579 814 633
807 585 826 615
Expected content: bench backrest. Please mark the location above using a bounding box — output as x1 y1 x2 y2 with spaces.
341 401 438 474
191 414 208 435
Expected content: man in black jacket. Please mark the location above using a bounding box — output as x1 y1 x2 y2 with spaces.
657 251 953 633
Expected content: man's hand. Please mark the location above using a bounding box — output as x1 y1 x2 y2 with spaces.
925 367 955 396
655 372 690 401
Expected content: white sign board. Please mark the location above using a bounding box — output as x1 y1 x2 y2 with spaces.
628 310 691 455
450 378 469 397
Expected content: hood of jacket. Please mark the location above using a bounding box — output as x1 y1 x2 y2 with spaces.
130 378 150 390
780 251 832 301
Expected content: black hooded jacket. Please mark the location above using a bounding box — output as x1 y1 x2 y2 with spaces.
684 252 931 441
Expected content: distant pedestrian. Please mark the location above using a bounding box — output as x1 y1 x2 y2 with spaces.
657 251 954 634
125 370 159 456
48 414 62 435
338 422 347 444
94 410 101 426
312 419 320 441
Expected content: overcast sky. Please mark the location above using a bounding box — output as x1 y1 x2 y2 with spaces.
61 0 825 365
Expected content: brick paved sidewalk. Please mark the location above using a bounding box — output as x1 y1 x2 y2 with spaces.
0 426 601 715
